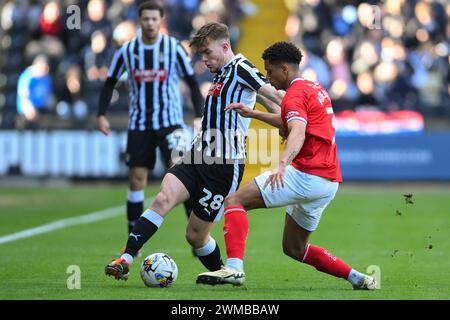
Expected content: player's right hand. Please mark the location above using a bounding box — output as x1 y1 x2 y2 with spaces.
263 163 286 192
96 115 110 136
224 103 254 118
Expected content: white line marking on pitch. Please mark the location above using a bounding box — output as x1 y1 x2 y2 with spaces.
0 198 153 245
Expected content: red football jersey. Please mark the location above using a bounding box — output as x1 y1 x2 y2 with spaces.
281 78 342 182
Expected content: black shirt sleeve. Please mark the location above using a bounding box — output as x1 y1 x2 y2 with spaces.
97 77 118 117
184 74 204 117
236 60 268 91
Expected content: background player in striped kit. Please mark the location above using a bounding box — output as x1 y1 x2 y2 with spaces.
96 1 203 242
104 22 284 281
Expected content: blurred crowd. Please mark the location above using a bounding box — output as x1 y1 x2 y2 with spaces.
284 0 449 117
0 0 254 129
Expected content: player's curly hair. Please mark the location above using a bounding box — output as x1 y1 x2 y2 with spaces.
262 42 303 65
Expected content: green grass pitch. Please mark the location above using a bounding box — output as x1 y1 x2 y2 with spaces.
0 184 449 300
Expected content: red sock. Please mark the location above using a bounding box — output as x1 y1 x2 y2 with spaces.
300 244 352 279
223 205 248 260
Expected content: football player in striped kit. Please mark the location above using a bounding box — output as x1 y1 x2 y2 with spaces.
105 21 283 281
97 1 203 245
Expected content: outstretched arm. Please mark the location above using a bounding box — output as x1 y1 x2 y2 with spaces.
256 84 284 113
225 103 283 130
256 94 281 114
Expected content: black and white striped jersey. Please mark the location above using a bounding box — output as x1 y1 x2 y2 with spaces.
194 54 268 161
107 34 194 131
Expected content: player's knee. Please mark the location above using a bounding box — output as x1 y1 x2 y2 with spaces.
185 228 205 248
224 193 243 207
282 241 305 261
129 175 146 190
282 242 295 259
152 190 174 213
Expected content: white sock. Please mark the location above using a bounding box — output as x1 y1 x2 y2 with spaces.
142 209 164 227
226 258 244 272
347 269 365 286
195 237 216 257
121 253 134 265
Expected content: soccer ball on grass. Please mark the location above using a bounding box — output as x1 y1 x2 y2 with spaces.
140 253 178 287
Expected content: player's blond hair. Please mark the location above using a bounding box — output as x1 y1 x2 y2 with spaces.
189 22 230 49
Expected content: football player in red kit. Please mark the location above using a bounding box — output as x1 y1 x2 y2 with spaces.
196 41 378 290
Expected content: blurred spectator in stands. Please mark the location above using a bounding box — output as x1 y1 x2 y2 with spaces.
1 0 30 32
80 0 113 48
409 41 444 112
326 38 357 110
221 0 257 49
331 4 357 37
39 0 64 38
27 0 43 35
300 48 331 88
193 1 225 32
24 0 66 63
16 55 54 126
0 0 244 129
284 0 448 116
166 0 199 40
284 0 332 56
84 30 112 83
351 40 379 75
83 30 113 109
192 0 256 51
54 63 88 121
7 0 444 129
108 0 139 25
446 57 450 116
356 71 379 109
414 1 446 42
112 20 137 46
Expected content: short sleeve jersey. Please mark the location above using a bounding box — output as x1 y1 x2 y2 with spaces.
281 78 342 182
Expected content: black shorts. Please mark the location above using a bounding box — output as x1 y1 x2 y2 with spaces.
168 160 245 222
126 126 188 169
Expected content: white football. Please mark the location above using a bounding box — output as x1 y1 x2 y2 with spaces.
140 253 178 288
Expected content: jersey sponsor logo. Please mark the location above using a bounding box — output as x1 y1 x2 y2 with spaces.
208 82 224 97
133 68 168 82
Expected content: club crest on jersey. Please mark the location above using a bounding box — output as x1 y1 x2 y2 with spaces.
208 82 224 97
133 69 167 82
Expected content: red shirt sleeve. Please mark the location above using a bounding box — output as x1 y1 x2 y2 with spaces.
283 91 308 125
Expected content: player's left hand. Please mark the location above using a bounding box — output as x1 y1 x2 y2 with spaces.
264 163 286 192
225 103 254 117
